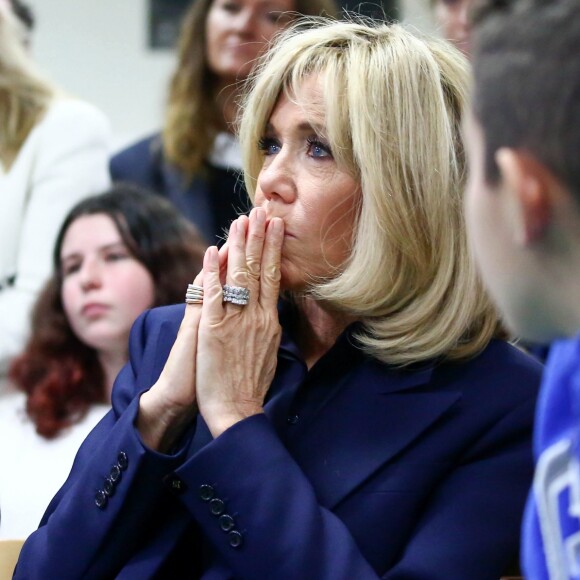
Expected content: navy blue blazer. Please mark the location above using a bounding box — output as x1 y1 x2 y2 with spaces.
15 304 542 579
110 134 249 244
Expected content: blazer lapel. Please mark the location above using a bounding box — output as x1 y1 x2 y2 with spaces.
285 362 461 509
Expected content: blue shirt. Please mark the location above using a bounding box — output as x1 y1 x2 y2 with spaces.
523 332 580 579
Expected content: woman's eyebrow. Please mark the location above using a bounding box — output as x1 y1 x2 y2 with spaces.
264 121 326 134
60 241 126 262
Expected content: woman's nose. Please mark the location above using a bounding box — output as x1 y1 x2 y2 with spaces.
232 8 257 37
257 153 296 204
79 259 102 291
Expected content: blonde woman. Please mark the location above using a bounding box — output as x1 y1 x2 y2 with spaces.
110 0 338 244
0 4 110 372
16 20 540 578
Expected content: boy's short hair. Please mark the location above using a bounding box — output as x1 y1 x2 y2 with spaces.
472 0 580 200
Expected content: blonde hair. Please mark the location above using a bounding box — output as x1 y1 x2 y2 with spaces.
162 0 339 178
239 18 502 366
0 5 56 168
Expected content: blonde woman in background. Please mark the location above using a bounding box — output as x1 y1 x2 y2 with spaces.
0 3 110 372
110 0 338 244
17 19 541 578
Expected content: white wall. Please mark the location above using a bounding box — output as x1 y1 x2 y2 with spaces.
27 0 176 151
25 0 435 152
401 0 435 33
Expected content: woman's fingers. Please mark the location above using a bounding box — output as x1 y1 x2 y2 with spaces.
225 216 249 291
201 245 224 324
260 217 284 309
216 209 277 310
218 242 229 286
244 208 267 301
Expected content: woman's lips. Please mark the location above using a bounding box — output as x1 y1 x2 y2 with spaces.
81 303 109 319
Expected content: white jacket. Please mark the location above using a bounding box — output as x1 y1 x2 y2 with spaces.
0 98 111 372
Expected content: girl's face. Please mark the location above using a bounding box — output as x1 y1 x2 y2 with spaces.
254 75 361 291
205 0 295 83
60 214 155 357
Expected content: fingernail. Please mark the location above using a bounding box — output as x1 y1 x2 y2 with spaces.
209 246 219 265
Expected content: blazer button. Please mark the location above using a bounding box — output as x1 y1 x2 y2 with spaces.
199 484 215 502
95 490 108 509
117 451 129 471
228 530 243 548
287 414 299 425
110 464 122 483
209 498 226 516
219 514 235 532
103 477 115 497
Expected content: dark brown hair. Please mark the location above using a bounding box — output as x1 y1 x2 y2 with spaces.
9 184 206 438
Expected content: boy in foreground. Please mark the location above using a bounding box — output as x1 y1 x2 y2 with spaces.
465 1 580 577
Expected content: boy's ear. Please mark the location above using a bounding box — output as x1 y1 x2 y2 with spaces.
495 148 553 245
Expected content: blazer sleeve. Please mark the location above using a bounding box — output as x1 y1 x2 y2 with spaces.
0 100 111 372
13 309 193 580
167 392 534 579
173 415 381 579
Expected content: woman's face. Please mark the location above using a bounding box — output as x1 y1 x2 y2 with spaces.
254 75 360 292
433 0 474 56
60 214 155 357
205 0 295 83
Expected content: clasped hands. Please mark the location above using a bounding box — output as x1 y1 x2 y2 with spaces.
138 208 285 452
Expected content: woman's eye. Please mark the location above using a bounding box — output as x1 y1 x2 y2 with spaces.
258 137 281 156
265 11 292 25
61 262 80 277
307 138 332 159
221 1 241 14
105 251 129 262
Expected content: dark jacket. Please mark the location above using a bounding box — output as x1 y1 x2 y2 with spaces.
16 303 542 579
110 134 249 244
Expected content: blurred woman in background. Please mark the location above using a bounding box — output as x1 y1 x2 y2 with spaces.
0 185 205 539
0 2 111 371
110 0 339 244
431 0 474 55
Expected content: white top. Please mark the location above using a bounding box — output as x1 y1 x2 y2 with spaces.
0 98 111 373
209 131 242 171
0 383 109 540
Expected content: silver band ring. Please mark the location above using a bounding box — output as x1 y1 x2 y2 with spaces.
223 284 250 306
186 290 203 298
185 284 204 305
186 297 203 305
